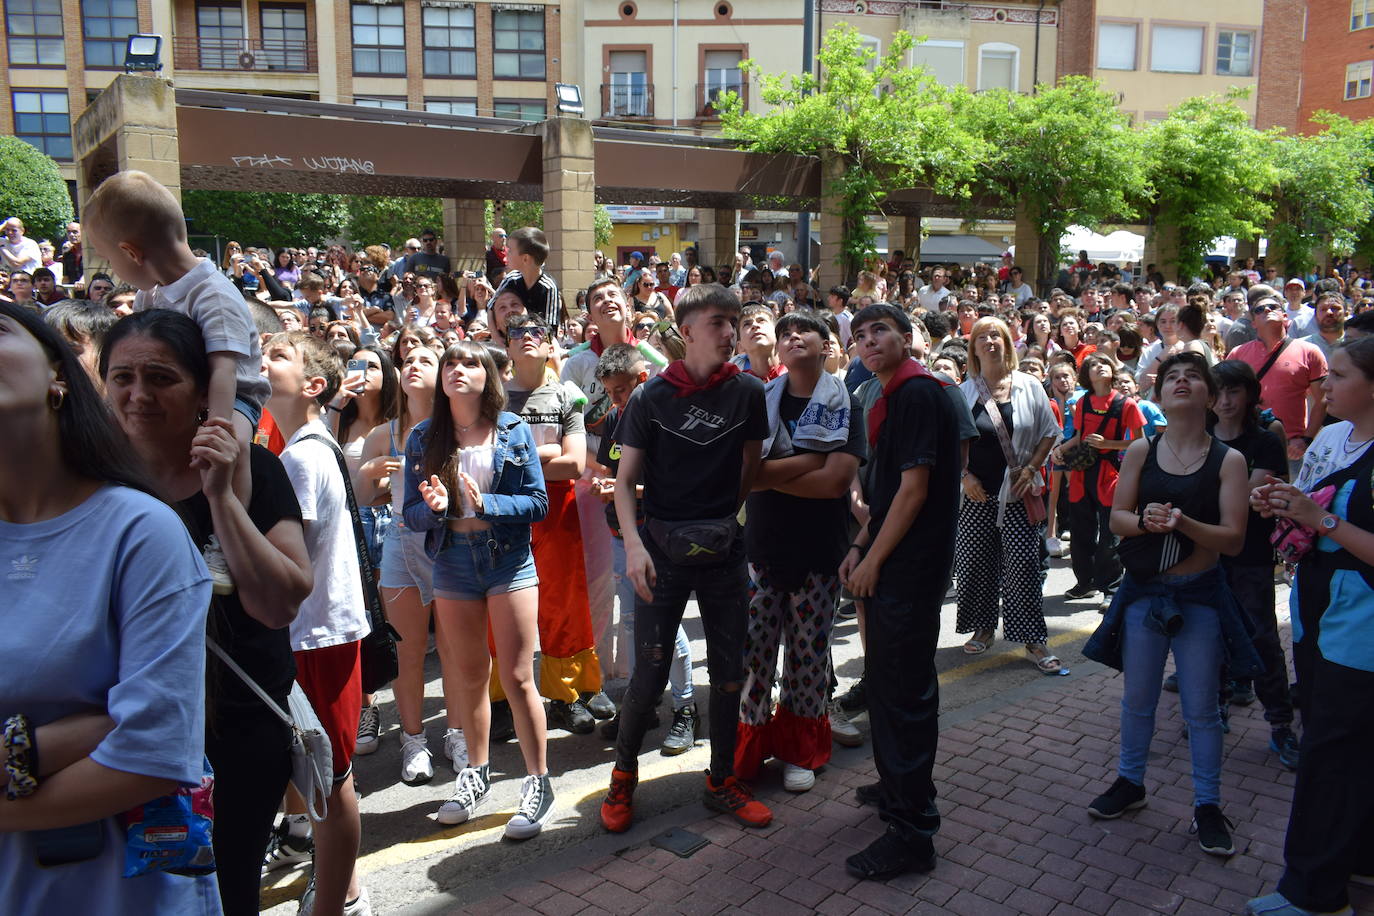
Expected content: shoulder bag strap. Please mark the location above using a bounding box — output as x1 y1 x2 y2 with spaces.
300 434 384 621
1255 339 1292 382
206 637 294 729
973 374 1019 469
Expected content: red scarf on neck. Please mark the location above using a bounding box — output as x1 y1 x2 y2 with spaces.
586 324 633 357
659 360 741 398
867 358 940 448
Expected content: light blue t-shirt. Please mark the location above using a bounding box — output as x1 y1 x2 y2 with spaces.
0 485 219 915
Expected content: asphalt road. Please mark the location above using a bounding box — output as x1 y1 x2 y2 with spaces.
260 549 1289 915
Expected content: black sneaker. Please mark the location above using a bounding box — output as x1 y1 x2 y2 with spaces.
1191 803 1236 856
261 819 313 875
581 691 616 720
1269 727 1300 770
838 679 868 713
661 704 699 756
845 825 936 881
1230 680 1256 706
1065 584 1098 600
1087 777 1147 819
547 699 595 735
490 700 515 743
504 773 555 840
1163 672 1180 693
855 782 885 808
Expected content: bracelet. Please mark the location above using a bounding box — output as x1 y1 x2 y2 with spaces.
3 714 38 800
1138 512 1147 532
847 542 864 553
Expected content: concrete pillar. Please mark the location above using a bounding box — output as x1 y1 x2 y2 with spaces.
316 0 340 104
74 75 182 274
539 116 596 299
1143 221 1181 284
887 213 920 266
819 151 848 287
695 208 738 273
1234 238 1260 265
1013 201 1041 291
443 198 487 272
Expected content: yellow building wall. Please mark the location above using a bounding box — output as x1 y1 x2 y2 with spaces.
1092 0 1263 122
608 222 682 261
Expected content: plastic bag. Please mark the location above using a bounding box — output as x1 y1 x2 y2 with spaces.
120 757 216 878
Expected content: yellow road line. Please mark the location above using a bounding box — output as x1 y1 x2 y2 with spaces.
937 626 1096 685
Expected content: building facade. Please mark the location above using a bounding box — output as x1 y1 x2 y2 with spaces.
1292 0 1374 132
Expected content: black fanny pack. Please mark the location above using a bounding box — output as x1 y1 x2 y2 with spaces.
646 516 738 566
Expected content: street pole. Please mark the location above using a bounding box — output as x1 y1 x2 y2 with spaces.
797 0 815 282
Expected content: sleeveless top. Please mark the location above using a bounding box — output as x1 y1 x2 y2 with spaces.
1128 435 1229 574
388 420 405 517
455 444 495 519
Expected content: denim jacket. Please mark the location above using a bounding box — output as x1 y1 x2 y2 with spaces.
1083 566 1264 678
403 412 549 559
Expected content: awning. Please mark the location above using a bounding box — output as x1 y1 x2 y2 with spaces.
918 234 1006 263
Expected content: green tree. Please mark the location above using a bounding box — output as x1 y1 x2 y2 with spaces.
964 77 1147 290
717 25 986 283
1141 93 1279 282
344 196 443 250
182 190 349 246
488 199 614 248
0 137 75 240
1266 114 1374 278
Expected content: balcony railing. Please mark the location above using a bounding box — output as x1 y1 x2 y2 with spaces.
696 81 747 117
600 82 654 119
172 36 317 73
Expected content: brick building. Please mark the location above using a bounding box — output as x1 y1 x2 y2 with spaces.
1293 0 1374 132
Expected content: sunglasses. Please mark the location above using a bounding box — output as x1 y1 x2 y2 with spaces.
1251 303 1279 316
635 322 655 332
508 325 548 341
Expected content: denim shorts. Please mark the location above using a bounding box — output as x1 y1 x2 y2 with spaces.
432 528 538 601
379 521 434 606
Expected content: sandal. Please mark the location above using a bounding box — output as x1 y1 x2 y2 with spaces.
963 632 995 655
1025 645 1062 674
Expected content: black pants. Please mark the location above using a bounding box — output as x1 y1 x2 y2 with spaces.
1277 651 1374 911
1222 562 1294 727
1069 493 1120 591
206 709 293 916
865 575 943 852
615 532 748 781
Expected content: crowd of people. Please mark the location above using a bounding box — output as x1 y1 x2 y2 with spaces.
2 172 1372 916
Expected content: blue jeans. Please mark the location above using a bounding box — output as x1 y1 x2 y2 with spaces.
1118 570 1225 805
611 535 693 709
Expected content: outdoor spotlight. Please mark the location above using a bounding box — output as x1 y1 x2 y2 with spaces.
554 83 584 116
124 34 163 73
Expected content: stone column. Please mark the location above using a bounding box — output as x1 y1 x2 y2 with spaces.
1013 200 1041 291
540 116 596 298
818 151 848 287
695 208 738 273
887 213 920 266
443 198 488 272
1143 221 1181 284
74 75 182 273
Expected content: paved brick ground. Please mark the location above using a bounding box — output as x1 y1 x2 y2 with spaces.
432 665 1374 916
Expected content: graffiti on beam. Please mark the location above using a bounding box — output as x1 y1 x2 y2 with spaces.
229 153 377 175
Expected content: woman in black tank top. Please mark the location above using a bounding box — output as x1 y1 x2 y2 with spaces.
1083 351 1257 860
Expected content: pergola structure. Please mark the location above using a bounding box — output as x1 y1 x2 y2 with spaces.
75 75 1016 292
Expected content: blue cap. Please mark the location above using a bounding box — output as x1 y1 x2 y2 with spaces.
631 251 644 260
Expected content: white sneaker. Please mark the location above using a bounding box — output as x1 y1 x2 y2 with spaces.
828 699 864 748
505 774 555 840
354 703 381 756
400 731 433 785
299 877 372 916
443 727 468 769
202 534 235 595
437 765 490 825
1045 536 1065 558
783 763 816 792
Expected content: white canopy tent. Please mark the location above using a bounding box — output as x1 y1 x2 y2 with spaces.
1008 228 1268 265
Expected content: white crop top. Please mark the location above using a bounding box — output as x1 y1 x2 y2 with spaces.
456 444 495 519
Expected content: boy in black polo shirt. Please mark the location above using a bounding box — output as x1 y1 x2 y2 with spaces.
495 226 562 326
599 283 773 833
840 303 962 881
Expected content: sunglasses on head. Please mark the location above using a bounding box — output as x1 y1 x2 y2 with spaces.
508 325 548 341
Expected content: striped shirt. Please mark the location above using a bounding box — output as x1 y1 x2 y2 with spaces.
497 269 562 325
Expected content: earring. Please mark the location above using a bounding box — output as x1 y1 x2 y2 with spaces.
196 408 210 425
48 387 65 411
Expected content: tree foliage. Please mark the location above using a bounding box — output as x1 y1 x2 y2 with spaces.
489 199 615 248
344 196 444 250
1141 93 1279 282
183 190 349 247
718 25 985 282
1266 114 1374 277
0 137 75 240
965 77 1147 287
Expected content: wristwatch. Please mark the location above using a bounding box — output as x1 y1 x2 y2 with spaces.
1320 514 1339 532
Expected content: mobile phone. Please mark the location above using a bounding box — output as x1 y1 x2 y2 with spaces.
346 358 367 380
34 823 105 867
242 274 259 290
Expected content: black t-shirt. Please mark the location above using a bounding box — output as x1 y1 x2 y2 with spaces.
617 371 768 521
596 407 644 535
862 375 962 586
405 251 451 278
179 445 301 715
1219 425 1286 566
745 391 866 586
969 400 1014 494
496 270 563 325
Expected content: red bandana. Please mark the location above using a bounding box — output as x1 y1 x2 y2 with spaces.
867 358 941 448
659 360 741 398
586 324 634 357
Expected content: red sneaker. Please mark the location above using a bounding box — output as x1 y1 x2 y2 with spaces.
600 768 637 833
703 772 773 828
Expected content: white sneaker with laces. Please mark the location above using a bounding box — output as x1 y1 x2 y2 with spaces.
400 731 433 785
437 766 490 825
299 877 372 916
783 763 816 792
202 534 235 595
505 773 555 840
443 727 468 769
828 699 864 747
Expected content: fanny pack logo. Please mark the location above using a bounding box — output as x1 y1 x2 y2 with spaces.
685 542 717 557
